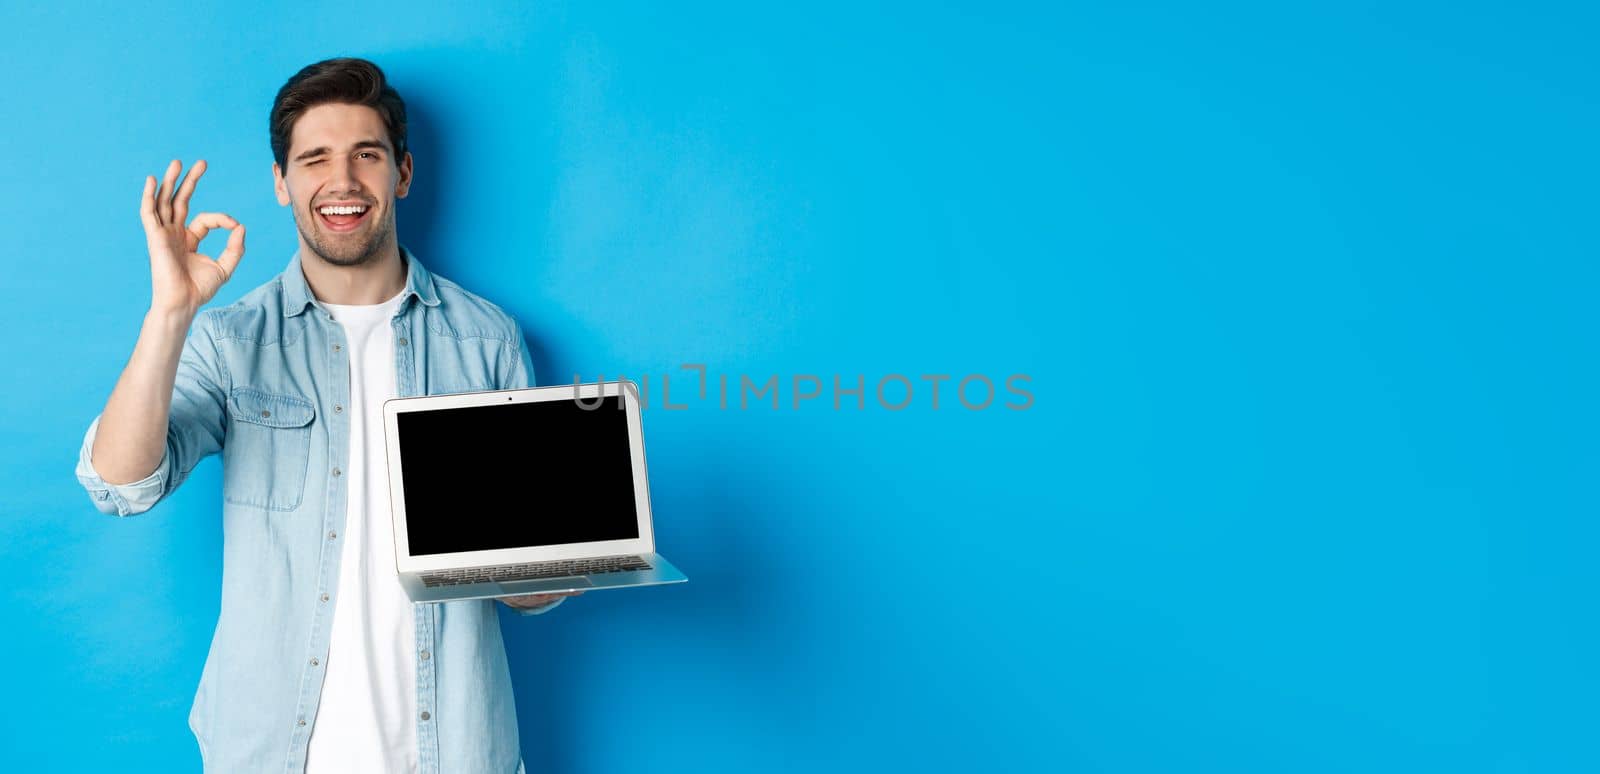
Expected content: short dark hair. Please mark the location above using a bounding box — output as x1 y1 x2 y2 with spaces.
270 57 408 170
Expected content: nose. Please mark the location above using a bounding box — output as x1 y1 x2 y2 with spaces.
325 156 362 198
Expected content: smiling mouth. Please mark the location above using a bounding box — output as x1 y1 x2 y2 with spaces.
316 204 373 232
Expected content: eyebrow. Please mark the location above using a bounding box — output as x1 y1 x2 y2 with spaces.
292 139 391 163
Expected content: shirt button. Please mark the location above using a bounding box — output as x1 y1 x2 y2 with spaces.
260 410 271 418
398 337 408 346
334 404 343 413
298 718 307 727
332 467 342 477
420 711 431 721
333 344 342 352
310 657 319 666
419 650 430 661
328 531 337 540
320 593 330 602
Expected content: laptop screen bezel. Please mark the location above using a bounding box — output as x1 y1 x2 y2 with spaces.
382 379 656 574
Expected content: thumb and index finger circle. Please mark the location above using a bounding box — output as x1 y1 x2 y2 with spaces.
185 212 246 284
186 212 239 243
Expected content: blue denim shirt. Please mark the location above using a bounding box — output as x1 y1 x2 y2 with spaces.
74 245 558 774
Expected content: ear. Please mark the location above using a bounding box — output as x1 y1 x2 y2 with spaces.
273 163 291 206
395 151 413 199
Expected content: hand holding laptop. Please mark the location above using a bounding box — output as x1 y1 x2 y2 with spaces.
499 591 585 609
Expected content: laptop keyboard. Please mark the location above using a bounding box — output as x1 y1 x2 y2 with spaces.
421 555 652 587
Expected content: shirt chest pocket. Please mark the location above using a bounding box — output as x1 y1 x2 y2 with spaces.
224 388 316 511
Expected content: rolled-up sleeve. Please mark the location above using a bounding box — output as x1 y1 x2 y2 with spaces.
74 311 229 517
75 415 173 516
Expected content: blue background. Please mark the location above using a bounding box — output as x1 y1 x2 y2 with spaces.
2 1 1595 771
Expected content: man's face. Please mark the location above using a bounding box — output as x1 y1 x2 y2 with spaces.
273 102 412 267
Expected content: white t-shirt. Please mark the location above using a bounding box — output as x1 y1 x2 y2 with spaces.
305 282 417 774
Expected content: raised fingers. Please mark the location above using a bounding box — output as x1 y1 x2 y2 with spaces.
140 175 160 230
156 160 181 225
172 159 206 226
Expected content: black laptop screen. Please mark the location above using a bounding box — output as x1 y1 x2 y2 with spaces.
395 394 641 556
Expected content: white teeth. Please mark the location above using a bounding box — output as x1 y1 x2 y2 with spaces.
318 205 367 215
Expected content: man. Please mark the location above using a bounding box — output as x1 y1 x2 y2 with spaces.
73 57 577 774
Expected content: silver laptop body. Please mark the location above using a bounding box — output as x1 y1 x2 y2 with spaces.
382 379 688 603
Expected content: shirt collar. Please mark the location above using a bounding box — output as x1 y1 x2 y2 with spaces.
281 243 441 317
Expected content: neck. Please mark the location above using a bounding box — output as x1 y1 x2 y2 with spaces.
298 238 407 305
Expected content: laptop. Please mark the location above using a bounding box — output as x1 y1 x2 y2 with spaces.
382 379 688 603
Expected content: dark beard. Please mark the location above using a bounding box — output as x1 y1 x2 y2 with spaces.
297 207 390 267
